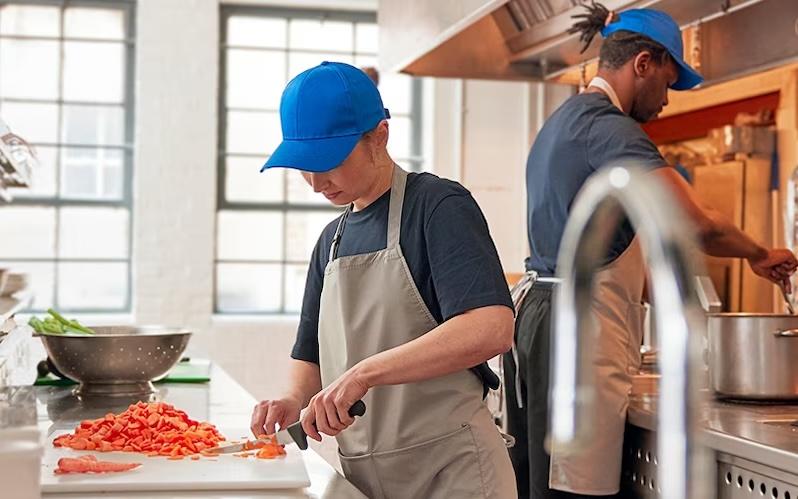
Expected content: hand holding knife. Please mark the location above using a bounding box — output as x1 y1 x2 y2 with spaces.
215 400 366 453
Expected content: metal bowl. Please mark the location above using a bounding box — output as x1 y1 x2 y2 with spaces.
39 325 191 397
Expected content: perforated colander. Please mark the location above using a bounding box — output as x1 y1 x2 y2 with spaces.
39 326 191 396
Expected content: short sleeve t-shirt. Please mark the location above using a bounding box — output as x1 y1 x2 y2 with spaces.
292 172 513 390
525 92 666 275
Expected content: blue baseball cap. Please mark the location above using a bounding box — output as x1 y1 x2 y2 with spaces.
602 9 703 90
261 61 390 173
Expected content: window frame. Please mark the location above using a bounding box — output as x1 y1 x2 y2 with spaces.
0 0 136 313
215 5 424 315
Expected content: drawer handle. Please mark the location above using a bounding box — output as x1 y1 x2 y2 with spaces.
774 329 798 338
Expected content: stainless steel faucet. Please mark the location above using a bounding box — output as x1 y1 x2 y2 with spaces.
549 166 712 499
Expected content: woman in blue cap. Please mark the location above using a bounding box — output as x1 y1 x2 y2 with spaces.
505 3 798 498
249 61 517 498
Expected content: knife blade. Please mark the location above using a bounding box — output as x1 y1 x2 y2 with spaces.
211 399 367 453
211 439 267 454
273 399 367 451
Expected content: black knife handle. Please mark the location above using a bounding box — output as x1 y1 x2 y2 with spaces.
291 400 367 451
348 400 366 417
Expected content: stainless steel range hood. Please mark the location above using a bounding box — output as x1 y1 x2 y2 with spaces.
378 0 798 86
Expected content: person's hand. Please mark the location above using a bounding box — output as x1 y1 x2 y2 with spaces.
301 367 369 442
748 248 798 293
250 395 302 438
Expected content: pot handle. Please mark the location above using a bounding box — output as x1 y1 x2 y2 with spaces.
774 329 798 338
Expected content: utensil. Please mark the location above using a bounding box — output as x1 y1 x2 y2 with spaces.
780 286 795 315
707 313 798 400
214 400 367 453
38 325 191 397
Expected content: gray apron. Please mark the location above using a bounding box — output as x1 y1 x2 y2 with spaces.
318 166 517 499
548 237 646 495
545 76 647 495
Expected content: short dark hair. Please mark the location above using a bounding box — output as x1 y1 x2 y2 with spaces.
598 30 671 69
569 2 671 70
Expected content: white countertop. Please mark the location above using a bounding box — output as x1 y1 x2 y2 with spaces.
34 365 366 498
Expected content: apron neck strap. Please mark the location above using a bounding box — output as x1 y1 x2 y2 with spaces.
387 165 407 249
329 204 352 263
587 76 623 112
327 165 407 262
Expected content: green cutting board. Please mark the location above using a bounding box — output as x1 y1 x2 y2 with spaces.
35 359 212 386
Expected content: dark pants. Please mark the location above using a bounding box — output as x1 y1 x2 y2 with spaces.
503 285 618 499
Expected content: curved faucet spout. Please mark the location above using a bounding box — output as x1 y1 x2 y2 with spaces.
549 166 711 499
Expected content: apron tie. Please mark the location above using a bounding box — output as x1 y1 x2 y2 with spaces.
508 270 538 409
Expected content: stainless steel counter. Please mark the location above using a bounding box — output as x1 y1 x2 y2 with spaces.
34 365 366 498
628 393 798 475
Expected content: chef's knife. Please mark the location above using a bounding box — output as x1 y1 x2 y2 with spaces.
213 400 366 453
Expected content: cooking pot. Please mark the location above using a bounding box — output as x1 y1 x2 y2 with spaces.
707 313 798 401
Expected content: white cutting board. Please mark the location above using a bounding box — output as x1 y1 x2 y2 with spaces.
40 428 310 493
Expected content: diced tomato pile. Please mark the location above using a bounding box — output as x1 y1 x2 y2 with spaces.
55 455 140 474
53 401 226 460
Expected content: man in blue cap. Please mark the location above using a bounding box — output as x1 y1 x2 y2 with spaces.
505 4 797 498
250 61 517 498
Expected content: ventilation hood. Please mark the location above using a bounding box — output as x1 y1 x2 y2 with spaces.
378 0 798 86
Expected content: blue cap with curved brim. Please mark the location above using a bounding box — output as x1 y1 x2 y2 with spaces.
601 8 703 90
260 61 390 173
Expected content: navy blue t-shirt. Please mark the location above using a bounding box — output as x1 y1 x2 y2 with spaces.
292 172 513 385
525 92 666 275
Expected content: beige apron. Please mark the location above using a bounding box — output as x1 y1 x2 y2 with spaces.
548 76 647 495
318 166 517 499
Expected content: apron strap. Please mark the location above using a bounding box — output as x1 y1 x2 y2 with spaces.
508 270 539 409
586 76 623 112
387 166 408 249
329 205 352 263
328 165 407 262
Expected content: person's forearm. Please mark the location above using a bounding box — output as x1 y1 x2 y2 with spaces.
654 168 767 261
699 209 767 260
352 305 513 388
285 359 322 408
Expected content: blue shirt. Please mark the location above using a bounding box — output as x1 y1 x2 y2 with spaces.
292 172 513 388
525 92 666 275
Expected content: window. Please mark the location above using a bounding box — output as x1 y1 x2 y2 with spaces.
0 1 135 312
216 6 424 314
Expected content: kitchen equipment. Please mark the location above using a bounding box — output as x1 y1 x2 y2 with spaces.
708 313 798 400
780 287 795 315
39 326 191 397
41 426 310 493
216 400 367 453
35 358 212 386
708 125 775 158
550 166 710 499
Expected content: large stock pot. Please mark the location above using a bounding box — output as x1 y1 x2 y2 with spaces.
707 313 798 401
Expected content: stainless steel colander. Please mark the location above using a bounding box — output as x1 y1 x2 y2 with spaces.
39 325 191 397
